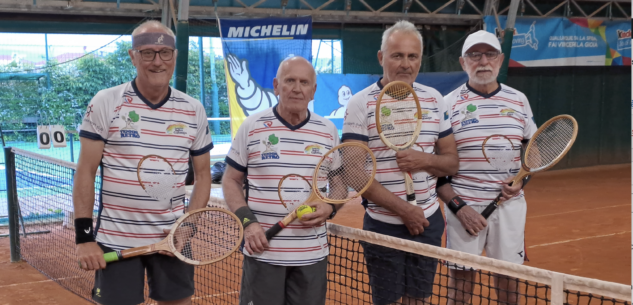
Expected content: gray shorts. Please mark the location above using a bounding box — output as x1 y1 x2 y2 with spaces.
239 255 327 305
93 243 194 305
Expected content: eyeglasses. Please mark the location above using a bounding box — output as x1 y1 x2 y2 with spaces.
464 51 500 61
134 49 175 62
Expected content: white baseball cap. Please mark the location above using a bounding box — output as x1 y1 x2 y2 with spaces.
461 30 502 57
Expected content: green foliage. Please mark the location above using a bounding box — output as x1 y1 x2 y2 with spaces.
0 39 230 135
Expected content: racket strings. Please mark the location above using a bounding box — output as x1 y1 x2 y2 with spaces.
483 138 520 173
278 175 312 210
379 85 419 148
138 157 179 201
172 210 241 263
315 145 375 203
525 118 576 170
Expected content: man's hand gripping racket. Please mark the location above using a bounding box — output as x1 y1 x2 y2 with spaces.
480 115 578 219
375 81 423 206
102 208 243 265
265 142 377 240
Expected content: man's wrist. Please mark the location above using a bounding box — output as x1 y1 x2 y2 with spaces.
326 203 337 220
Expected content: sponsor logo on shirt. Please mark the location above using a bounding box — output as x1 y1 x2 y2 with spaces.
120 111 141 138
263 121 273 128
166 123 187 135
84 104 94 118
123 95 133 104
261 134 280 159
500 108 516 117
460 93 469 100
460 104 479 126
304 145 323 155
444 110 449 120
379 106 395 131
417 109 432 120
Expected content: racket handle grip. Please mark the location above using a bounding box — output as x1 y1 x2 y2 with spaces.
265 223 283 241
481 194 503 219
103 251 121 263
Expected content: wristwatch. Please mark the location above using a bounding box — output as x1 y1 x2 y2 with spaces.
327 203 337 220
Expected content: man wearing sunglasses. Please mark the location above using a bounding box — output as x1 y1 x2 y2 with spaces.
74 20 212 305
437 30 537 305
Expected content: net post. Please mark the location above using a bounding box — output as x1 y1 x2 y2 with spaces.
4 147 21 262
551 272 564 305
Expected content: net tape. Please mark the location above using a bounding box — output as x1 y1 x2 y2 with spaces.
6 147 631 305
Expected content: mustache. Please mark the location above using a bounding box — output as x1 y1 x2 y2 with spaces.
475 65 493 72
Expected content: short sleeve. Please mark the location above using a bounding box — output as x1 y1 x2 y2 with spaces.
436 94 453 139
520 93 538 142
225 120 249 173
341 94 369 142
190 107 213 156
79 91 112 142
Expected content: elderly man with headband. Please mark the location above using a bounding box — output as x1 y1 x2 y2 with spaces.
73 20 213 305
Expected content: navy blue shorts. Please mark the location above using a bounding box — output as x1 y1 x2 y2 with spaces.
93 243 195 305
361 208 444 305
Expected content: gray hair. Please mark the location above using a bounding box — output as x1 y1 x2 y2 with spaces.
132 20 175 37
380 20 423 52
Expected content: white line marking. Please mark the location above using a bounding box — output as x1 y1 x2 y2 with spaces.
0 276 82 289
527 204 630 219
528 231 630 248
191 290 239 300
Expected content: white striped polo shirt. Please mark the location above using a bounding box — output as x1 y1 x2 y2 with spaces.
225 106 339 266
79 80 213 250
444 82 537 205
342 79 452 225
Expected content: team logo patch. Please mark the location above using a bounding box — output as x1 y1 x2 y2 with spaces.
460 104 479 127
261 134 280 159
263 121 273 128
120 111 141 138
379 106 395 131
304 145 323 155
123 96 133 104
84 104 94 118
500 108 516 117
166 123 187 135
460 93 469 100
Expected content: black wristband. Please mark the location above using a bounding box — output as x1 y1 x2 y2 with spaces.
75 218 95 244
447 196 467 215
436 176 450 188
235 206 258 229
327 204 337 220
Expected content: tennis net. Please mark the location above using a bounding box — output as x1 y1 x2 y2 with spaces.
3 147 630 305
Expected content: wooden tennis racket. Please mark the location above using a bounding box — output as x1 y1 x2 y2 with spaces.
375 81 423 206
103 207 243 265
137 155 180 201
265 142 377 240
480 115 578 219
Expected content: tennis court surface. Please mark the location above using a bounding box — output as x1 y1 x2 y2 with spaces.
0 147 630 304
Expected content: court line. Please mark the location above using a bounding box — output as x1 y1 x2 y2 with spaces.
528 231 630 248
0 276 82 289
527 204 630 219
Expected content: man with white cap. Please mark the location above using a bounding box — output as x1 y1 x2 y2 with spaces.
74 20 212 305
437 30 537 305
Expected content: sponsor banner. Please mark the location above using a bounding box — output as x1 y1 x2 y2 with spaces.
220 17 312 137
484 16 631 67
314 72 468 129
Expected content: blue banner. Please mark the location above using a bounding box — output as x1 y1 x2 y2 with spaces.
220 17 312 136
484 16 630 67
314 72 468 129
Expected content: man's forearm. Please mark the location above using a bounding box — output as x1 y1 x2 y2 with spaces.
188 174 211 211
73 172 97 219
424 153 459 177
436 182 459 203
362 179 413 217
222 178 248 213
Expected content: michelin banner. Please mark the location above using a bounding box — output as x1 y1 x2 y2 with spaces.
220 17 312 136
316 72 468 129
484 16 630 67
